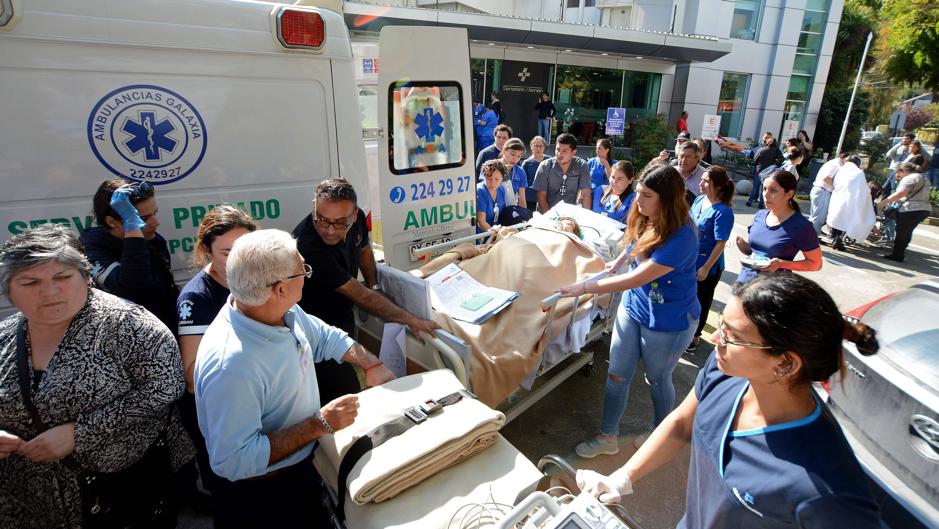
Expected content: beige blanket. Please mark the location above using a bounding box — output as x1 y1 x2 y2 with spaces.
316 370 505 505
417 227 609 407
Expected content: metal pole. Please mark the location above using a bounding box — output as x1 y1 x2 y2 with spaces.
836 32 873 156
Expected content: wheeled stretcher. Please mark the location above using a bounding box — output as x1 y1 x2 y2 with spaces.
311 369 642 529
356 204 626 420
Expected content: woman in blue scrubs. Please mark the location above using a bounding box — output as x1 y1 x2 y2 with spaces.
592 160 636 224
735 169 822 283
558 164 700 459
476 159 507 233
575 273 886 529
687 166 735 351
587 138 615 194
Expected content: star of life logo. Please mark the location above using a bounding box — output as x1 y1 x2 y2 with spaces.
87 85 207 185
179 300 194 323
517 67 531 82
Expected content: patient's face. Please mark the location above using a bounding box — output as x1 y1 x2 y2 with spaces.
557 219 576 233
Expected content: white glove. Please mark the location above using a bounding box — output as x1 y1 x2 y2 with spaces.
576 468 633 504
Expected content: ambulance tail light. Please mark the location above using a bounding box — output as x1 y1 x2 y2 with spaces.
276 9 325 50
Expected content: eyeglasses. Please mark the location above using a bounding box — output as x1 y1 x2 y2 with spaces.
717 315 773 350
313 213 355 231
268 263 312 287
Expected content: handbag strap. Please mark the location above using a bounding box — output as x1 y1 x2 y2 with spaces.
899 179 927 206
15 317 48 437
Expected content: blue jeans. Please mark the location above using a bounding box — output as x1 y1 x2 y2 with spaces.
537 118 551 143
808 186 831 234
928 167 939 188
883 170 897 197
600 305 698 436
747 169 764 208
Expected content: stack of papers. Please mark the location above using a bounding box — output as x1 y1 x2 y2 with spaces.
426 263 519 324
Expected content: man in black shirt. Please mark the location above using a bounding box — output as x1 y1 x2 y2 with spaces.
534 92 556 143
292 178 438 402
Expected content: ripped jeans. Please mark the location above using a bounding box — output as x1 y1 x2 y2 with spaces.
600 304 698 437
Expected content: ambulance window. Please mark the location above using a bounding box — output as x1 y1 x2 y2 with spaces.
388 82 466 175
359 86 378 130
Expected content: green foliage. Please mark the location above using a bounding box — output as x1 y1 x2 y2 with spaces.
630 114 674 169
815 85 871 155
859 135 891 165
828 0 879 89
931 187 939 207
877 0 939 92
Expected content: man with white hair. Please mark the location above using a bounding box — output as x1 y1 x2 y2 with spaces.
194 229 395 529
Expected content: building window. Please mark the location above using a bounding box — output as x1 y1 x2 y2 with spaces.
566 0 597 6
784 0 829 127
553 65 659 146
718 72 749 138
730 0 762 40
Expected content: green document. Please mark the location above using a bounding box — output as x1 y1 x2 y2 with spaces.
459 293 493 311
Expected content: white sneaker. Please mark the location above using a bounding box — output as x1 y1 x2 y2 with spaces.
575 435 619 458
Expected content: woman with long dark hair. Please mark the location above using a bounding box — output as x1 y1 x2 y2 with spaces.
587 138 616 193
559 164 700 457
575 273 885 529
687 166 735 352
592 160 636 224
735 170 822 283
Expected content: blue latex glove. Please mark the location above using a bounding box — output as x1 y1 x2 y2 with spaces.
109 185 146 232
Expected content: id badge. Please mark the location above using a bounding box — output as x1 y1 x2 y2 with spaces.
298 340 313 374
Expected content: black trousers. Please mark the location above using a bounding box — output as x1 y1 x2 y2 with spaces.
890 209 930 259
315 314 363 405
212 456 328 529
314 359 361 405
695 268 723 338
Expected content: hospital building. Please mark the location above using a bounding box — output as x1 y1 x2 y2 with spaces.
342 0 842 148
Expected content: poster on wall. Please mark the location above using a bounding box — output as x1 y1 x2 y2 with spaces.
701 114 721 140
781 120 800 141
605 107 625 136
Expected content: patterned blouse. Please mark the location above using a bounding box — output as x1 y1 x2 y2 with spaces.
0 289 194 529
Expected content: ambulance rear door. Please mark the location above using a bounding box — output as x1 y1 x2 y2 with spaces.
376 26 476 270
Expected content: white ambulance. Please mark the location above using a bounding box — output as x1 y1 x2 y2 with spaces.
0 0 477 314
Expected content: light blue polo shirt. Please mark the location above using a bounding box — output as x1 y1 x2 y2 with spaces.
194 298 354 481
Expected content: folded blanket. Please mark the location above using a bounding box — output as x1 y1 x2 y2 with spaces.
316 370 505 505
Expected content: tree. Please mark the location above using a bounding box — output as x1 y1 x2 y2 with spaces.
904 107 934 130
876 0 939 93
630 114 673 169
815 85 870 155
828 0 878 88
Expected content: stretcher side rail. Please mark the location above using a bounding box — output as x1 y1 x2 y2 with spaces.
410 221 530 260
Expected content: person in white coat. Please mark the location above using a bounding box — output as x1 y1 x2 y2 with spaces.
826 155 875 251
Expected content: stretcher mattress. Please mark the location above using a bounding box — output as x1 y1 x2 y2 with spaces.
316 369 505 505
416 227 610 406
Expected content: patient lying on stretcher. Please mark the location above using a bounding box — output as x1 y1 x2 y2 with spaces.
414 208 624 406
